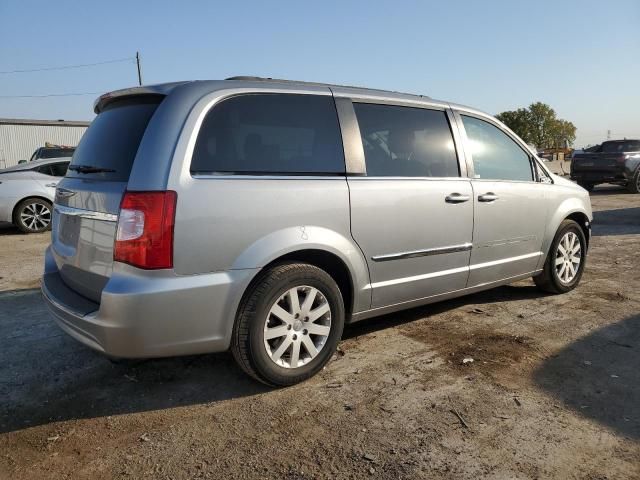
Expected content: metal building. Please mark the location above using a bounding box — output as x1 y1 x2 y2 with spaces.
0 118 90 169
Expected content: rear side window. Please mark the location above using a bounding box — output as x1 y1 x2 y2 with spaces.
68 97 162 181
50 162 69 176
191 94 345 175
353 103 459 177
35 165 53 176
461 115 533 182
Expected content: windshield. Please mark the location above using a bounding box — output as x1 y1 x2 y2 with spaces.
68 96 162 181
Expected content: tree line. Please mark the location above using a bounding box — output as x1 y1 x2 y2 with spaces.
495 102 576 149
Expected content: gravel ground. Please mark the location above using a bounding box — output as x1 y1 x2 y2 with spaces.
0 186 638 479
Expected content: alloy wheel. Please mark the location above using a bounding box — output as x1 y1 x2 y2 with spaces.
555 231 582 284
263 285 332 369
20 202 51 231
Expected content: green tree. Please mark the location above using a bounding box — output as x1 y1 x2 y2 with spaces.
495 108 532 144
496 102 576 149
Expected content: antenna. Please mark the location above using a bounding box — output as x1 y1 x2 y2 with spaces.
136 51 143 86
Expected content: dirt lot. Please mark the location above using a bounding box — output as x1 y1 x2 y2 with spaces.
0 186 638 480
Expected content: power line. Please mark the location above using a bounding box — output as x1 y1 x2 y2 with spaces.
0 57 134 75
0 92 102 98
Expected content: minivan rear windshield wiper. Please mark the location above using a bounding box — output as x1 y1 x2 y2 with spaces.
68 164 116 174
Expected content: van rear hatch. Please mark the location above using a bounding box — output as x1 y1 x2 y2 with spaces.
51 96 163 303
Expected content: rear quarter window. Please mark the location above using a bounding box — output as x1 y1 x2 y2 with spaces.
191 94 345 175
68 97 162 181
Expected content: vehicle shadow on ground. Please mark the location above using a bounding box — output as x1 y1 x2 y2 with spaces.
0 289 268 434
343 283 549 340
1 282 546 434
589 185 628 196
533 314 640 440
0 222 23 236
592 207 640 236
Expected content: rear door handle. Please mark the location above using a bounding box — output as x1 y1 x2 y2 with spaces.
478 192 499 202
45 183 58 188
445 193 471 203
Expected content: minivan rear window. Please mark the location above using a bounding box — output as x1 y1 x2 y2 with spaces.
67 96 162 181
191 94 345 175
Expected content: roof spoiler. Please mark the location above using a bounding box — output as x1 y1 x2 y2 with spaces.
93 86 167 114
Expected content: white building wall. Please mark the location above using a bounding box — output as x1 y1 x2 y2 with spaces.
0 123 88 168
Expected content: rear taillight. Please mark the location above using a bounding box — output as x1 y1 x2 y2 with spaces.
114 191 177 269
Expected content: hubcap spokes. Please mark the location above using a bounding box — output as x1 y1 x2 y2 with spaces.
20 203 51 231
555 232 581 284
264 286 331 369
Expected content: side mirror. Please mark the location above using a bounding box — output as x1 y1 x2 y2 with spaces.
18 159 27 164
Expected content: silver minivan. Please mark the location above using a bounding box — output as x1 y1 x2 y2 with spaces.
43 78 592 385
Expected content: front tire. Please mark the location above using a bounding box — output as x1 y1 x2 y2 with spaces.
231 263 345 386
13 198 52 233
534 219 586 294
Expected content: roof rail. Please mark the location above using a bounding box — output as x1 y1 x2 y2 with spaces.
224 76 430 99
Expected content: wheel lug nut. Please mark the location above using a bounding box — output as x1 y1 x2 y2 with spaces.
304 317 309 322
287 325 292 330
293 334 297 340
303 329 308 335
294 313 299 319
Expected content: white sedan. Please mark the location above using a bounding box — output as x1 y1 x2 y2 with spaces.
0 157 70 233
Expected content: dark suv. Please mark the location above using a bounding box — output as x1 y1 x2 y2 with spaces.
571 140 640 193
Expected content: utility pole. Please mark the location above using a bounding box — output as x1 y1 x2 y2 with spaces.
136 51 143 86
607 129 611 140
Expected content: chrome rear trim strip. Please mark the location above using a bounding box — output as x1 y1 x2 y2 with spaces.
371 242 472 262
54 204 118 222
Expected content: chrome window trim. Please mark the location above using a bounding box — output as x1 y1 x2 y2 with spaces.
190 174 347 181
371 242 472 262
346 176 471 182
53 204 118 222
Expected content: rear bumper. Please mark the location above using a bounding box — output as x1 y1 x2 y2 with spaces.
42 246 257 358
570 169 629 184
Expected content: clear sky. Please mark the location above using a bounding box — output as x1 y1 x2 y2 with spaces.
1 0 638 147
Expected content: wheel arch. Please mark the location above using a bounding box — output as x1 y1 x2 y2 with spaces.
258 249 356 320
11 195 53 222
565 211 591 250
538 195 592 271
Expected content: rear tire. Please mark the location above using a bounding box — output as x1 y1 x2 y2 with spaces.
13 198 52 233
231 262 345 386
533 219 586 294
627 167 640 193
578 182 594 192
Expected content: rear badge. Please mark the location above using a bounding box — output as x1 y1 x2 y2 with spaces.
55 187 77 201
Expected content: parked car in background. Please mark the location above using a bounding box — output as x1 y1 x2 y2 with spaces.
0 158 70 232
43 78 592 386
571 139 640 193
28 145 76 162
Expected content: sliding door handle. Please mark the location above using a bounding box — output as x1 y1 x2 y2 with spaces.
478 192 499 202
445 193 471 203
